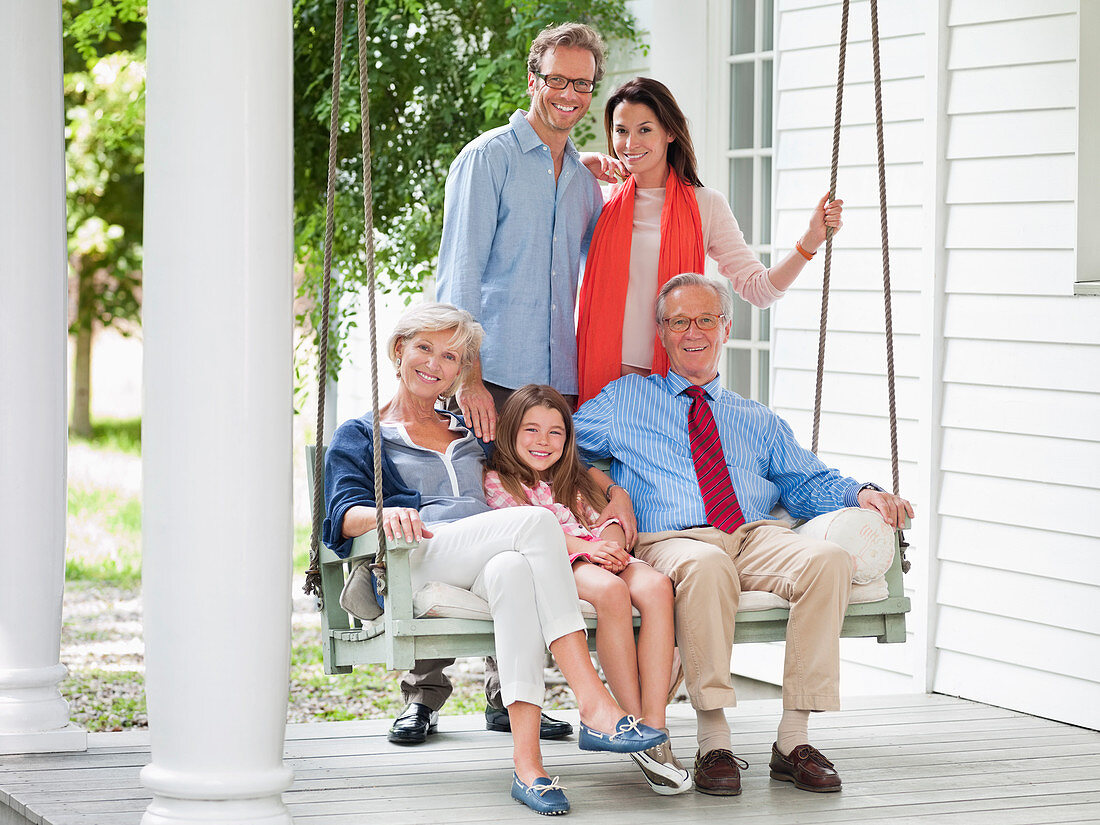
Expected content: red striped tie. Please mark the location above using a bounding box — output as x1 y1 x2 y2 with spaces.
685 385 745 533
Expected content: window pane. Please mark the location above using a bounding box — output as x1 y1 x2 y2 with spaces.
759 307 771 340
731 296 752 340
730 62 754 150
727 348 751 397
732 0 756 55
763 0 775 51
758 349 771 403
761 154 772 245
761 59 774 149
729 157 754 244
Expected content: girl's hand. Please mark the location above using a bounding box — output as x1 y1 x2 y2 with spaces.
805 192 845 249
380 507 433 544
585 540 631 573
580 151 629 184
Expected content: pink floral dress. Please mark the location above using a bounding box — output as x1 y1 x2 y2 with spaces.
483 471 636 566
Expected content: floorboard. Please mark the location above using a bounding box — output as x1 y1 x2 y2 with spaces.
2 695 1098 825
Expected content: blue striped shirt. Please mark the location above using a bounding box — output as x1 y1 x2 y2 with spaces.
573 371 862 533
435 110 603 395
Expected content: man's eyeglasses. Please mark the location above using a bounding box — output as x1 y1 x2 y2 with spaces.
533 72 596 94
662 313 727 333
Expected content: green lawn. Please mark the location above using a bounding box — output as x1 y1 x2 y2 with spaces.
63 416 501 732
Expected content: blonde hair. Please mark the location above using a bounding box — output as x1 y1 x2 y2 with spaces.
488 384 606 524
527 22 607 83
387 302 484 393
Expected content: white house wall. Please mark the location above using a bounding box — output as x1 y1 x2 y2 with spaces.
729 0 929 695
931 0 1099 730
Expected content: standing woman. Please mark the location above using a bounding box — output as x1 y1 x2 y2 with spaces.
576 77 844 405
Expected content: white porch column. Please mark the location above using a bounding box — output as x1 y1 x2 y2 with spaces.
142 1 293 823
0 1 87 755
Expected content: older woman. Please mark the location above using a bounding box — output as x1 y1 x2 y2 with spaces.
576 77 844 405
323 302 665 815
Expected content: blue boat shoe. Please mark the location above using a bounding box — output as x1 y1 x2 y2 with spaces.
578 715 668 754
511 773 570 816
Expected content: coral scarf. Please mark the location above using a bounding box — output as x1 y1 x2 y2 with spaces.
576 170 704 406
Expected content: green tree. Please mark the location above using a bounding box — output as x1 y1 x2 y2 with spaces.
64 1 146 436
293 0 642 372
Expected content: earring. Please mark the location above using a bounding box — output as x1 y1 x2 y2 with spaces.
395 357 402 378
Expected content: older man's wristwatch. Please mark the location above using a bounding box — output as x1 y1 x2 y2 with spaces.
857 482 886 495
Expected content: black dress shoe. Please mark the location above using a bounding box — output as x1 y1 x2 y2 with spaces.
388 702 439 745
484 705 573 739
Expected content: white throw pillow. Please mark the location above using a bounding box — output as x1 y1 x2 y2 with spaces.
794 507 896 584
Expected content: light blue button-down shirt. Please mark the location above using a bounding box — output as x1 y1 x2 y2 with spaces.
435 110 603 395
573 371 863 533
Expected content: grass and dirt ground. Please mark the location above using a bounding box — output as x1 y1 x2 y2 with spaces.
62 417 570 732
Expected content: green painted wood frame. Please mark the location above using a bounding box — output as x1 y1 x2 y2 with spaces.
307 447 911 675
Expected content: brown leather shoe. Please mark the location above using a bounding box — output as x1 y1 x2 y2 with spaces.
768 742 842 792
693 748 748 796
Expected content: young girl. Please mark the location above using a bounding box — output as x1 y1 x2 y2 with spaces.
484 384 692 795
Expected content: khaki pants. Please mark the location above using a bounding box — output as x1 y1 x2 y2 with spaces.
634 521 853 712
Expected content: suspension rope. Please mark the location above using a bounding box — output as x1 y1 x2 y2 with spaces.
355 0 388 584
811 0 848 456
809 0 907 572
305 0 386 597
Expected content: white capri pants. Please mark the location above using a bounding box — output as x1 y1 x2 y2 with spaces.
410 506 586 707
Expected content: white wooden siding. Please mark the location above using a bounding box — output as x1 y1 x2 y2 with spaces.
638 0 1100 727
737 0 928 693
937 0 1097 729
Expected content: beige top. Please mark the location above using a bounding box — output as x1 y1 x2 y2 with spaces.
619 185 783 370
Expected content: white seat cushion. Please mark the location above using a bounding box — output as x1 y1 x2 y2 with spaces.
413 580 640 621
401 508 897 621
411 576 888 620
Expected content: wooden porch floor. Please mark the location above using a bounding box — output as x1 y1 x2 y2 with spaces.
2 694 1099 824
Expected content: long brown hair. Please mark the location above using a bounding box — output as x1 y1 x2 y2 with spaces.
604 77 703 188
488 384 606 524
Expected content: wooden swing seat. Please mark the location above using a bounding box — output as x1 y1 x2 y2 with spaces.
309 450 911 676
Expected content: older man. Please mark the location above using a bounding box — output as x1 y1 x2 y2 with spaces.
573 272 913 796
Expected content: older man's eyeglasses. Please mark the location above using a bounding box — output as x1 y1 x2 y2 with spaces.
662 313 727 333
533 72 596 94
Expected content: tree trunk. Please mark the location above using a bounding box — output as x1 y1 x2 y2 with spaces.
71 322 93 437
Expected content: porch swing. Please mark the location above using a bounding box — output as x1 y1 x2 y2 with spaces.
302 0 911 677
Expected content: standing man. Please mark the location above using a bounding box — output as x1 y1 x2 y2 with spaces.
389 23 632 749
574 272 913 796
436 22 608 439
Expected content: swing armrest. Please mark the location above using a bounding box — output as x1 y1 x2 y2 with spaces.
319 531 418 565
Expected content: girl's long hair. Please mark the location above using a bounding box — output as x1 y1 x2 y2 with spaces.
488 384 607 524
604 76 703 188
